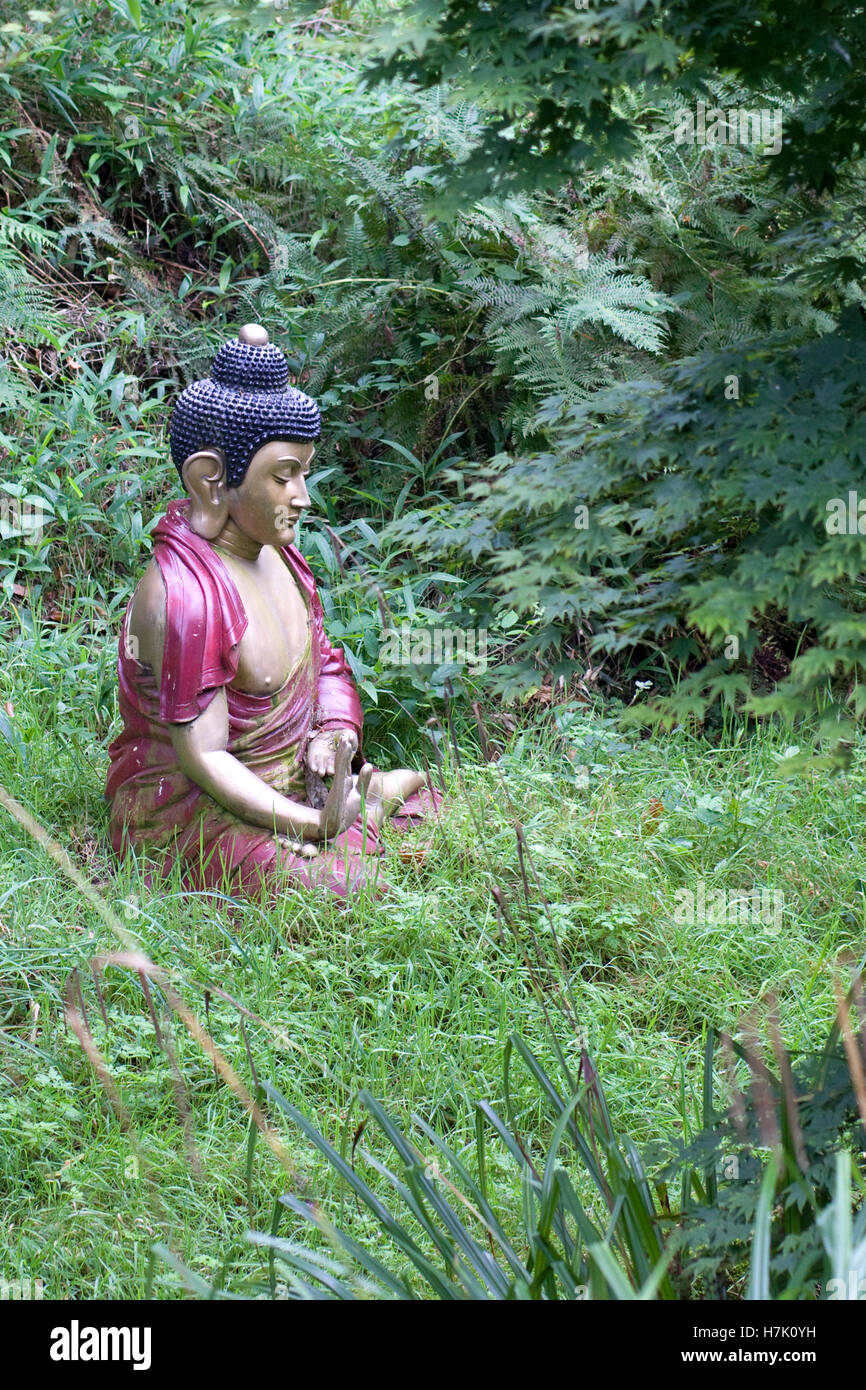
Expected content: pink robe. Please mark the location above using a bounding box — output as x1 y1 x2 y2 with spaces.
106 500 435 899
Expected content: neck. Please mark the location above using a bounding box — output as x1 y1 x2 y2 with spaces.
210 520 264 561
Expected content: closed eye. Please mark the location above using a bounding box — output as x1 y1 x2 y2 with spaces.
274 469 310 484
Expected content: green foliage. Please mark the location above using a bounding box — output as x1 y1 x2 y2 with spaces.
2 591 865 1298
368 0 866 201
0 0 693 716
3 0 866 1310
395 311 866 754
239 1014 866 1300
3 0 866 742
670 1019 866 1299
360 4 866 737
253 1034 676 1300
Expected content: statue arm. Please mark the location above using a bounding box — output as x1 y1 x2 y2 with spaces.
168 683 378 844
129 561 361 842
310 586 362 741
303 580 362 775
168 688 322 841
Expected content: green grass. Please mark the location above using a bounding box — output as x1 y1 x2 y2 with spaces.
0 616 863 1297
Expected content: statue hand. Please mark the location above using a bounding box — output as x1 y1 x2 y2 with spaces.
306 727 359 777
317 735 374 841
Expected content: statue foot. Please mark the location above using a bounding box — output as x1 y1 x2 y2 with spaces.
367 769 425 821
279 835 319 859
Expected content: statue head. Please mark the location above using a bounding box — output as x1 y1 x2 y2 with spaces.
169 323 320 544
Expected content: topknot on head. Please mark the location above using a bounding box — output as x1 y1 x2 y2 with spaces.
211 327 290 392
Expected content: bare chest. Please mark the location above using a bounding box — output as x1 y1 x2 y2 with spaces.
216 548 310 696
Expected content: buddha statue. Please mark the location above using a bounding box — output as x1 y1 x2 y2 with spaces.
106 324 433 898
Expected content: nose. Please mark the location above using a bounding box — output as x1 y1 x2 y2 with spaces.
290 472 311 510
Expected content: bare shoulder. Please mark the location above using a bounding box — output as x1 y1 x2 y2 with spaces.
128 559 168 677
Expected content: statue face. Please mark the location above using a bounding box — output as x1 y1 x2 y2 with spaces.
225 438 315 547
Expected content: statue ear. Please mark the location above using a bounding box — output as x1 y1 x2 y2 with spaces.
181 450 228 539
